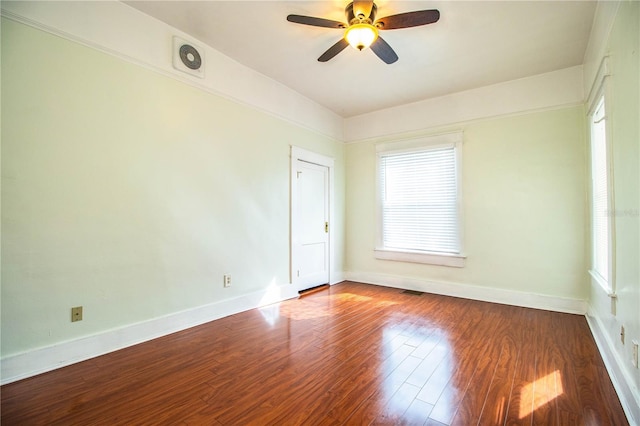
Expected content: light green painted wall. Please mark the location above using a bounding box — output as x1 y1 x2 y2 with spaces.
1 19 345 357
610 0 639 337
611 0 640 321
346 106 588 299
587 0 640 407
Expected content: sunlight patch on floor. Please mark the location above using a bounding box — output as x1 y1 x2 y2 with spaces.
260 290 400 323
325 292 373 302
519 370 564 419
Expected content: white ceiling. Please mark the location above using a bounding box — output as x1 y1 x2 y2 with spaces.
125 1 596 118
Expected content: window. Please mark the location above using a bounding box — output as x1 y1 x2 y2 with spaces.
375 133 465 267
589 95 612 290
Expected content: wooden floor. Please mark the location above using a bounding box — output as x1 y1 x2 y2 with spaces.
1 282 628 425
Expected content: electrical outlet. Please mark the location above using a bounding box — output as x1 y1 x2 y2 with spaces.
71 306 83 322
633 341 639 368
223 274 231 288
621 325 625 344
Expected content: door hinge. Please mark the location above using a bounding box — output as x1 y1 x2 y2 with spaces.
325 222 329 233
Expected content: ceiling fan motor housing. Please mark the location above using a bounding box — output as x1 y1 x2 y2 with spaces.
346 2 377 24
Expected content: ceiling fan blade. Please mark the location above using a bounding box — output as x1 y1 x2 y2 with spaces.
318 38 349 62
287 14 346 29
375 10 440 30
353 0 374 19
370 36 398 64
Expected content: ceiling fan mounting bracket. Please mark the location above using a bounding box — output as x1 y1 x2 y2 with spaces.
346 2 377 24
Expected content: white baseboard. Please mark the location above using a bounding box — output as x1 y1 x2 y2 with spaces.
345 272 638 423
345 271 588 314
0 273 589 386
330 271 346 285
586 307 640 425
0 283 300 385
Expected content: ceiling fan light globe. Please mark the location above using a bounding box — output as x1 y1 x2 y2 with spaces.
345 23 378 51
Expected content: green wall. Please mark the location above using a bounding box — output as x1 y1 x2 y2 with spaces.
586 0 640 414
1 18 345 357
345 106 588 299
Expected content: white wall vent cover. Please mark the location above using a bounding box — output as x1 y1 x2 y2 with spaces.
172 36 205 78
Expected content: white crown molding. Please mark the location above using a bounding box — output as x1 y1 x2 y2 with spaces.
1 2 590 145
344 65 584 143
345 271 587 314
586 55 611 115
582 1 621 97
586 307 639 425
0 1 343 141
0 282 300 385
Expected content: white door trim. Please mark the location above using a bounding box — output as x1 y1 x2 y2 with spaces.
290 146 335 289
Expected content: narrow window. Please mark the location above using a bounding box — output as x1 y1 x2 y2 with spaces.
590 96 611 289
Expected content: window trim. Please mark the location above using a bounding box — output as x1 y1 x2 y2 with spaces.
587 75 616 296
375 132 465 267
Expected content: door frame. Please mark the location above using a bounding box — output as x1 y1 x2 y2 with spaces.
290 146 335 289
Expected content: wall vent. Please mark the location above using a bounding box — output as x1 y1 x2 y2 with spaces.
401 290 424 296
172 36 205 78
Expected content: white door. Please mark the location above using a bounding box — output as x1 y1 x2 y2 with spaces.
292 159 330 289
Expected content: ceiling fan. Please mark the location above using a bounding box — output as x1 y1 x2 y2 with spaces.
287 1 440 64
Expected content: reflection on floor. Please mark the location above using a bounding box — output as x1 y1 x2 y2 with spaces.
1 281 629 425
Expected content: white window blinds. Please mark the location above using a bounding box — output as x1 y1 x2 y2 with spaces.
591 97 609 283
379 144 460 254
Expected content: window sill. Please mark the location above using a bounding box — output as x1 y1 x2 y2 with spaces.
589 269 615 298
374 248 466 268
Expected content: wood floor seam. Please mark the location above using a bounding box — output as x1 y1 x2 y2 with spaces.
0 281 629 426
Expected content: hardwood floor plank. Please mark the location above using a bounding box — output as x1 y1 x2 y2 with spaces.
594 364 629 425
406 343 448 388
550 322 583 418
428 304 505 424
403 398 435 425
452 305 517 425
477 333 520 426
301 331 420 422
532 310 560 426
415 350 454 406
450 343 501 425
504 306 540 426
505 380 534 426
415 300 484 408
331 343 417 423
1 282 628 426
371 382 422 425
